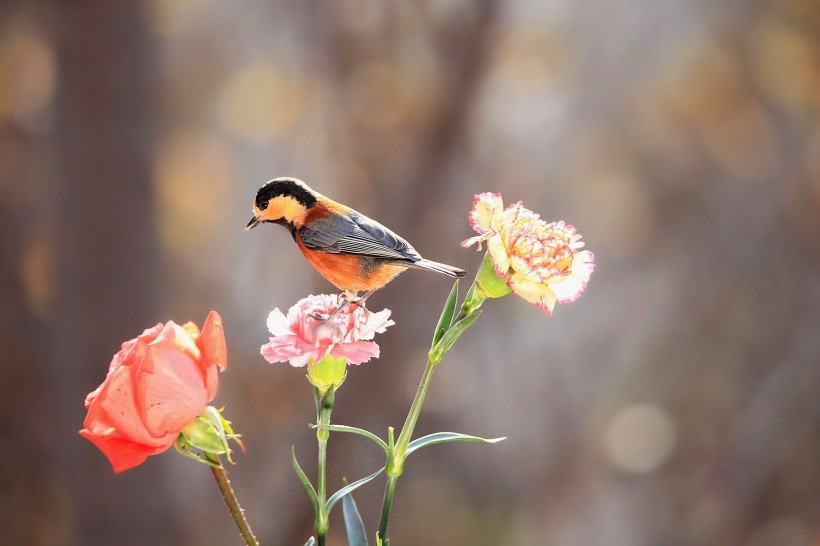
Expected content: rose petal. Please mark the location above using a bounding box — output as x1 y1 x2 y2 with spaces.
79 428 171 473
85 350 159 446
148 322 201 372
137 345 208 436
198 310 228 372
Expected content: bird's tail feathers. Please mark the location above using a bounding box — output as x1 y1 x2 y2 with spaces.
412 259 466 278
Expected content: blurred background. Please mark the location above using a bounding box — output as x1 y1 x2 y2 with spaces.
2 0 820 545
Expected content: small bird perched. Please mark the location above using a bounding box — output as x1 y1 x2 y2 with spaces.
246 177 466 318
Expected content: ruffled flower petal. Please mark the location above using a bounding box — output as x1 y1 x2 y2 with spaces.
468 192 504 235
464 193 594 312
261 294 393 372
508 274 558 314
550 250 595 303
332 340 380 365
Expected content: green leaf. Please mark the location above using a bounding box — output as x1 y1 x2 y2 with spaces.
432 280 460 347
342 487 369 546
407 432 505 456
327 466 385 513
304 538 316 546
291 446 320 514
428 310 482 364
311 424 390 456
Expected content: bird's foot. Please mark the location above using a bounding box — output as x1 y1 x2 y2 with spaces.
349 298 371 315
308 312 344 336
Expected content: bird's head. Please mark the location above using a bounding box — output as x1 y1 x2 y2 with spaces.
246 177 318 231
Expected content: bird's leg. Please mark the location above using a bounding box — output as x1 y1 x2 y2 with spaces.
308 290 358 323
350 289 377 314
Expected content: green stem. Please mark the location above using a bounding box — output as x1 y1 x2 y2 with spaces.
206 454 260 546
377 475 398 541
376 278 486 543
378 358 438 543
315 388 335 545
391 359 437 473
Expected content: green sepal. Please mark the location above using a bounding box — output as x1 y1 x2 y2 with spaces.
326 465 385 513
428 310 482 364
407 432 505 456
175 406 242 466
473 251 512 299
311 423 390 456
432 280 460 347
341 479 369 546
173 436 222 468
307 354 348 395
291 445 320 515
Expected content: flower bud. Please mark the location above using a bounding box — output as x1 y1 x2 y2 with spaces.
307 354 348 395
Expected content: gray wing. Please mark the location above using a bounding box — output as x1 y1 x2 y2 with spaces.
299 211 422 262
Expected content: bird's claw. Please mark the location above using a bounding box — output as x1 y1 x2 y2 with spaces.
308 310 344 336
350 298 371 315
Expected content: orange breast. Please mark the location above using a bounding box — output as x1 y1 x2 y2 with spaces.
295 236 408 292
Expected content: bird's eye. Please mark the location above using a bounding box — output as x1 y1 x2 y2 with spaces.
258 200 269 211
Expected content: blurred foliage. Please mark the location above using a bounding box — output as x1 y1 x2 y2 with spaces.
2 0 820 545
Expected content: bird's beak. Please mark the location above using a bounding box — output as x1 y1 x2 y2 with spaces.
245 215 262 231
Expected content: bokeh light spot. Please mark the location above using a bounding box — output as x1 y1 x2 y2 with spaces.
153 130 235 263
0 31 57 127
345 62 411 130
604 404 677 474
216 63 307 143
20 226 55 318
146 0 206 40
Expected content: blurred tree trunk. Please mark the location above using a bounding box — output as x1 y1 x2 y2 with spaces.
48 1 178 544
0 131 63 544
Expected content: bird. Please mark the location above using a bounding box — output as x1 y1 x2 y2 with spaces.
246 177 466 319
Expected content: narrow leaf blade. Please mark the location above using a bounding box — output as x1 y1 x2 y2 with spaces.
432 280 460 346
311 423 390 456
342 489 369 546
291 446 320 514
327 466 386 513
303 538 316 546
407 432 505 456
429 310 481 363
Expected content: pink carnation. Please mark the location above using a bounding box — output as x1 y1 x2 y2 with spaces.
261 294 394 367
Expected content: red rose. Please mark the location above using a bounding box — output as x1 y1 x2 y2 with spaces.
80 311 227 472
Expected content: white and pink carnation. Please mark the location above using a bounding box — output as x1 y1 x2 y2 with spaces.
261 294 394 367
